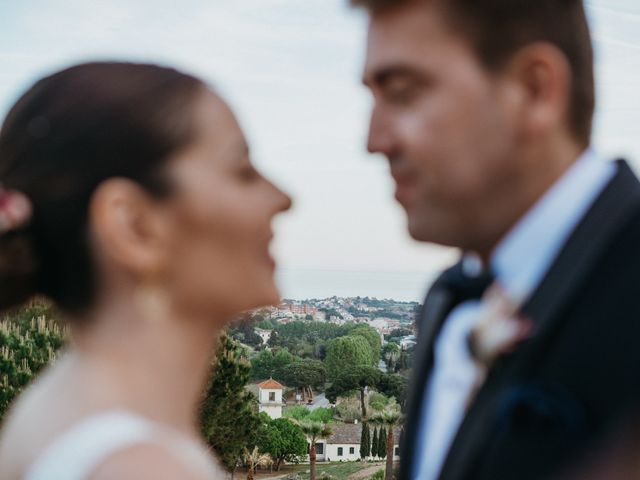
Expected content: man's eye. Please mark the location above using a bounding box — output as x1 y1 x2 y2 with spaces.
384 84 419 105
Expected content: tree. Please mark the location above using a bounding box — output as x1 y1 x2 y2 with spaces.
348 325 382 363
370 407 403 480
385 327 413 340
382 343 400 370
326 365 381 419
279 358 326 402
369 392 390 412
258 417 307 471
376 373 408 411
243 446 273 480
250 348 293 381
324 336 374 381
229 313 262 346
398 348 409 372
256 319 274 330
378 426 387 460
267 330 280 347
201 334 263 475
298 421 333 480
360 422 371 459
371 427 379 458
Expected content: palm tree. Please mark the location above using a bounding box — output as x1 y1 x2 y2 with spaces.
370 407 402 480
242 446 273 480
298 420 333 480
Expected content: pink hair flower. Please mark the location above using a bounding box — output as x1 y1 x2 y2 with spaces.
0 186 33 233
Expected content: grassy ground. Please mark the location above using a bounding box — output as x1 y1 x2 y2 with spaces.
299 461 384 480
252 461 385 480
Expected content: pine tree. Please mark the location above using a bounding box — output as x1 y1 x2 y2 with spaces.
371 426 379 458
360 422 371 459
378 426 387 459
201 334 263 474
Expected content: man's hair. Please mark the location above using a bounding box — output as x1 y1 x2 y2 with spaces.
353 0 594 146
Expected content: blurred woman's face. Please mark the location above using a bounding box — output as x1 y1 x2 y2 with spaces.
161 90 291 319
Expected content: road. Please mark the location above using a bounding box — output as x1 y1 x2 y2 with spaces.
306 392 331 410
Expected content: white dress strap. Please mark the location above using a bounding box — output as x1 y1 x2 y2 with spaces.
24 410 196 480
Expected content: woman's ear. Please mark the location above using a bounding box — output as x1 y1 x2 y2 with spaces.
501 42 572 140
88 178 171 277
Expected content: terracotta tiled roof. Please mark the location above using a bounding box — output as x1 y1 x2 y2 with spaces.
326 422 402 445
257 378 284 390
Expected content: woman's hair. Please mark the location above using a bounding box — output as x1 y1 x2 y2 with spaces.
0 62 206 314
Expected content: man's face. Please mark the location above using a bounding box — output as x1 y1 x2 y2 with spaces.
363 1 522 251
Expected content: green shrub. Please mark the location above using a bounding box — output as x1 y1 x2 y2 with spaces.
369 392 389 411
307 407 333 423
0 301 66 422
284 405 311 421
369 469 384 480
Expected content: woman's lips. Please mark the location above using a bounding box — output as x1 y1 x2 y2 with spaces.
266 252 276 270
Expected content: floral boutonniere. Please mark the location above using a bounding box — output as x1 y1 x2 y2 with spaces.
467 283 534 370
0 185 32 233
464 283 534 408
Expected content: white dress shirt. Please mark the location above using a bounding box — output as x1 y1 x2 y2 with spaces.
412 149 615 480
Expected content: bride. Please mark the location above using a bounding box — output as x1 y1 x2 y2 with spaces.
0 62 291 479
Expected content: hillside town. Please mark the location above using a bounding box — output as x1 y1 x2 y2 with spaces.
260 296 417 341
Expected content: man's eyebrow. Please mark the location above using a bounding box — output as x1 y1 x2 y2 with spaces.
363 65 423 87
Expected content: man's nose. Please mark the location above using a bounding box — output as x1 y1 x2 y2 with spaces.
367 105 394 156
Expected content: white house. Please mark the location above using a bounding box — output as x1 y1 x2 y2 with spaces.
310 423 401 463
257 378 285 419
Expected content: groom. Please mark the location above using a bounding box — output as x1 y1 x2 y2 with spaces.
354 0 640 479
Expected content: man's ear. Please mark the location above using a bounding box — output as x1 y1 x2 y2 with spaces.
502 42 572 140
88 177 170 277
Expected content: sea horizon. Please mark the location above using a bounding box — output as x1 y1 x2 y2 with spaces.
275 267 441 303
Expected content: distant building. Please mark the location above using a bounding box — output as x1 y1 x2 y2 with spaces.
370 317 402 335
309 422 401 463
257 378 285 419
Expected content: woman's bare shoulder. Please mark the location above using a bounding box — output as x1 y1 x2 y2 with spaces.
0 359 91 478
89 443 215 480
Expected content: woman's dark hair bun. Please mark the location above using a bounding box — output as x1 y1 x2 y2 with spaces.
0 61 205 314
0 227 38 311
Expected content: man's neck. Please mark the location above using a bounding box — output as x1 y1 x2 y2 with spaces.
474 139 587 264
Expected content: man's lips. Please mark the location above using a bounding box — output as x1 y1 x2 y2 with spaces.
391 171 415 206
266 234 276 270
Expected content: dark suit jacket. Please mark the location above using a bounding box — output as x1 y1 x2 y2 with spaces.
399 160 640 480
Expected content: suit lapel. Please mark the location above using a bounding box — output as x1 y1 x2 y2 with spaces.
399 272 458 480
438 160 640 480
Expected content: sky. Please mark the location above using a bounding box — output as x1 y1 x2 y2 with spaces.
1 1 640 299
